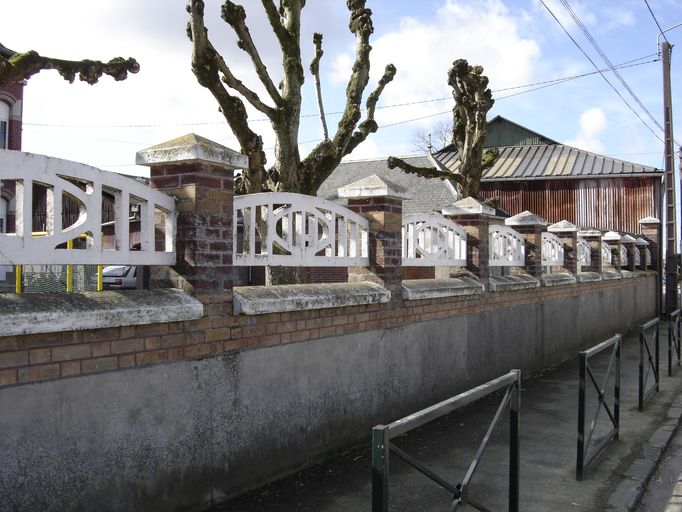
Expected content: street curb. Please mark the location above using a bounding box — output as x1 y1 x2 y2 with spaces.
607 394 682 511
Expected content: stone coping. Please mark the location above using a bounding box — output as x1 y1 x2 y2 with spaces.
0 289 204 336
603 270 623 280
620 270 637 279
488 274 540 292
541 273 577 287
401 277 484 300
576 272 603 283
233 281 390 316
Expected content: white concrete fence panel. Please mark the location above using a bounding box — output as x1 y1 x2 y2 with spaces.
489 225 525 267
541 232 565 266
0 151 175 265
402 214 467 267
233 192 369 267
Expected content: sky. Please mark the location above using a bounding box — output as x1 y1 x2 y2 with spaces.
3 0 682 180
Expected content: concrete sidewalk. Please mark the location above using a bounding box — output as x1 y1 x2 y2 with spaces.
211 324 682 512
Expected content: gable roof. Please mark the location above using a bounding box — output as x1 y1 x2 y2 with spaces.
485 116 559 147
317 155 459 215
434 143 661 181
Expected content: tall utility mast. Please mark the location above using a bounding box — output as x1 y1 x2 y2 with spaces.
662 41 678 312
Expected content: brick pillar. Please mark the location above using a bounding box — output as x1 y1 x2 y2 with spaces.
136 134 247 297
577 230 603 274
548 220 579 275
443 197 496 286
506 211 548 278
603 231 622 271
635 238 649 270
639 217 661 271
338 175 407 298
621 235 637 272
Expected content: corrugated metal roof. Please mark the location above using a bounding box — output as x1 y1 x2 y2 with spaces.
434 144 662 181
317 155 459 215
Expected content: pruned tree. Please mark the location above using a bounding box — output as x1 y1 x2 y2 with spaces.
187 0 396 196
411 119 452 154
389 59 497 200
0 43 139 86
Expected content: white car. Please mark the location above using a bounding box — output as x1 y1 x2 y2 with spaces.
102 265 137 290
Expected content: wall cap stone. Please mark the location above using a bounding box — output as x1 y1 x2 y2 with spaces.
401 277 484 300
541 273 577 287
621 234 637 244
233 281 390 315
136 133 247 169
639 216 660 225
0 289 204 336
489 274 539 292
548 220 578 233
442 196 496 217
603 231 623 242
576 272 602 283
337 174 410 200
602 270 623 280
505 210 548 227
635 237 649 246
578 229 603 238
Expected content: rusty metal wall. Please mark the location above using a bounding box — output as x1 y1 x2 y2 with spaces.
480 177 660 234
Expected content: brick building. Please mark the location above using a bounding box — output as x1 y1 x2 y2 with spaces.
0 43 24 234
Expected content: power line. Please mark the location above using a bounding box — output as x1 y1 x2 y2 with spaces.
644 0 668 45
539 0 667 146
23 56 658 130
557 0 666 138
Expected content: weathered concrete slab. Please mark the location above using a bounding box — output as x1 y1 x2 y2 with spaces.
489 274 539 291
401 277 483 300
233 281 390 315
0 289 203 335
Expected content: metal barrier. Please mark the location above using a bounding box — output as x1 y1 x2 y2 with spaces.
668 310 681 377
577 334 621 481
372 370 521 512
638 318 660 410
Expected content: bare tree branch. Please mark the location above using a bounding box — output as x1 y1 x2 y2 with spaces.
188 0 267 193
387 156 458 181
261 0 293 49
310 33 329 141
343 63 396 156
221 1 283 106
411 119 453 153
0 51 138 86
332 0 375 152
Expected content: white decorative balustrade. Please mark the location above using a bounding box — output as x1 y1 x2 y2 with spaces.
619 245 628 267
541 232 564 266
0 151 175 265
402 214 467 267
489 225 525 266
602 242 612 266
634 248 641 267
577 238 591 268
233 192 369 267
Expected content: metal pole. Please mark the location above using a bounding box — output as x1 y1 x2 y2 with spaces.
577 352 586 481
509 370 520 512
372 425 389 512
662 41 678 313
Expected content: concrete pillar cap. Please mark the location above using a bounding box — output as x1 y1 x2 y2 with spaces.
337 174 410 200
505 210 548 227
442 196 495 216
548 219 578 233
136 133 247 170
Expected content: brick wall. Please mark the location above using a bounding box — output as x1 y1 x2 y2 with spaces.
0 275 650 387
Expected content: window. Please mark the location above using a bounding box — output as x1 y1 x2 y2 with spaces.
0 101 9 149
0 196 6 233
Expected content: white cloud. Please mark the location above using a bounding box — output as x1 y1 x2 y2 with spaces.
565 107 607 153
328 0 541 131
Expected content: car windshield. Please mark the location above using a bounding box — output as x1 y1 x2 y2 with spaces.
102 265 131 277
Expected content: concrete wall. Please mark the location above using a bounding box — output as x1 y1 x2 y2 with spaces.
0 274 656 511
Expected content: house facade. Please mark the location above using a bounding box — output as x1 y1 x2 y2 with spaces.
0 43 24 234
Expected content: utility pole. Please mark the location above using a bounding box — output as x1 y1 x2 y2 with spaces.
662 41 679 313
